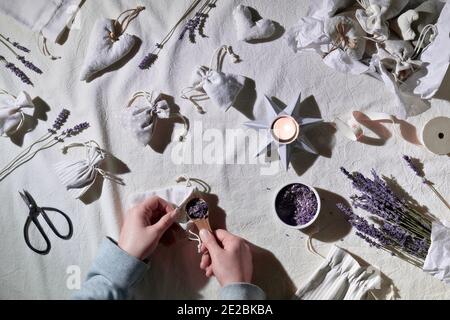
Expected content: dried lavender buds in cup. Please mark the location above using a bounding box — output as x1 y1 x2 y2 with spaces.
275 183 320 229
186 198 209 219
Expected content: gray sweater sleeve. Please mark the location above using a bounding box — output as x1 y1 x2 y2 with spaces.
72 237 149 300
73 237 266 300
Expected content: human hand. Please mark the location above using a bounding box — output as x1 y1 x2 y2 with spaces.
199 229 253 286
118 196 179 260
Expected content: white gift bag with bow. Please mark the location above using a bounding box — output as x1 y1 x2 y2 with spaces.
0 90 34 137
423 221 450 284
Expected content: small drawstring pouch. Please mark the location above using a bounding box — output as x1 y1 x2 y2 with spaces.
0 89 34 137
232 5 276 42
294 245 383 300
181 45 245 113
121 91 188 146
127 175 209 253
54 140 124 199
355 0 409 39
324 14 367 61
79 6 145 81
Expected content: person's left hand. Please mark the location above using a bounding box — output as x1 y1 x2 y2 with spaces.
118 196 179 260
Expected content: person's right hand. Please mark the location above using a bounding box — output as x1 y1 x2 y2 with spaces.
199 229 253 287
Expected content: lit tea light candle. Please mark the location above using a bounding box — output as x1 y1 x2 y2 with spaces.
271 115 299 143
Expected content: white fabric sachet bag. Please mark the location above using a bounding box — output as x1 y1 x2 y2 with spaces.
0 90 34 136
233 5 276 42
54 141 123 199
294 246 382 300
79 6 145 81
423 221 450 284
121 91 188 146
0 0 82 43
181 45 245 113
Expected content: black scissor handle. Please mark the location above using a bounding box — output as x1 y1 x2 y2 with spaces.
23 216 51 255
40 207 73 240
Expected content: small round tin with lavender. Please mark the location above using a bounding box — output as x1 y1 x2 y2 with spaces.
274 183 321 229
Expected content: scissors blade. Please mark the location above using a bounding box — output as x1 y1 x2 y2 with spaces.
22 190 38 209
19 191 31 207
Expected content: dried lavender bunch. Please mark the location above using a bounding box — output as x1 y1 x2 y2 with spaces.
17 55 42 74
179 1 216 43
337 167 433 267
1 55 33 86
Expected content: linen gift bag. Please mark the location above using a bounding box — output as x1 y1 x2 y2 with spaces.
128 177 208 252
0 0 82 43
79 6 145 81
121 91 188 146
0 90 34 137
54 140 123 199
233 5 276 42
181 45 245 113
294 246 382 300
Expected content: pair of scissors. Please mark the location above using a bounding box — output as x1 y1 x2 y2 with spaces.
19 190 73 255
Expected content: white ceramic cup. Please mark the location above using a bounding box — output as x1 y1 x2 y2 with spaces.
273 182 321 230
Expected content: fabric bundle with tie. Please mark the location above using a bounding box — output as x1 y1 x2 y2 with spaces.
181 45 245 113
121 91 188 146
0 90 34 137
54 141 123 199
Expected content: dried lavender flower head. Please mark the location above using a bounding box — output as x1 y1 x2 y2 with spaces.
275 183 319 226
186 198 209 219
139 53 158 70
403 155 426 182
63 122 90 137
50 109 71 132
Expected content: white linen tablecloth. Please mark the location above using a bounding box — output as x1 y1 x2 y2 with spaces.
0 0 449 299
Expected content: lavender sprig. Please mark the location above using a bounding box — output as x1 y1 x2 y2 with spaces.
48 109 71 134
139 53 158 70
62 122 90 138
17 56 42 74
403 155 450 212
0 34 30 53
1 57 33 86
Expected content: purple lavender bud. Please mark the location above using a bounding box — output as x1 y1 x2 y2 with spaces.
139 53 158 70
4 60 33 86
64 122 89 137
276 183 318 226
52 109 70 131
17 56 42 74
12 42 30 53
403 155 426 183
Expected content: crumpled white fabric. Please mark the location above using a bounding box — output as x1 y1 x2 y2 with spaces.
128 185 199 225
121 96 170 146
233 5 276 42
355 0 409 38
294 246 382 300
79 18 137 81
0 91 34 136
0 0 81 43
285 0 450 118
54 143 106 199
423 221 450 284
187 65 245 111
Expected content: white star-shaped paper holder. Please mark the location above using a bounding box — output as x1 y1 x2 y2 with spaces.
244 93 323 171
